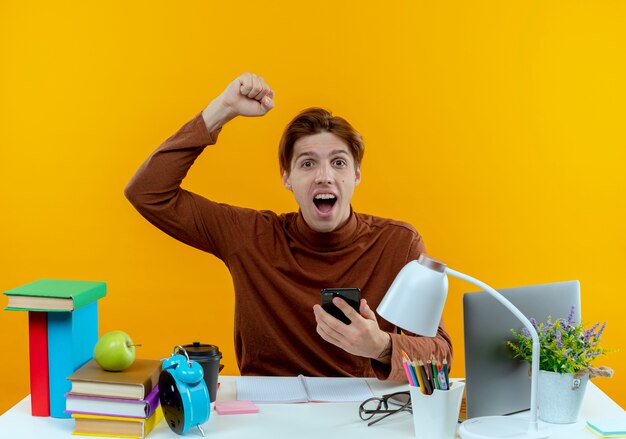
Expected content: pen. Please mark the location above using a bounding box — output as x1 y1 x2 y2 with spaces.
442 358 450 390
437 363 448 390
431 354 449 391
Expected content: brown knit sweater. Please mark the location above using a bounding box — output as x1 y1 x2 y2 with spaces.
125 113 453 381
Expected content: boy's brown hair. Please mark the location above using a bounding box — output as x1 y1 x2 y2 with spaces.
278 108 364 174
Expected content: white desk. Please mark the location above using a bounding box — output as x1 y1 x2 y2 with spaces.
1 377 623 439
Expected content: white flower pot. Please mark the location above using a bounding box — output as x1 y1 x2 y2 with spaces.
537 370 589 423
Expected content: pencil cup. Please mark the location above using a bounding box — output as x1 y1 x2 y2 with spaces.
409 381 465 439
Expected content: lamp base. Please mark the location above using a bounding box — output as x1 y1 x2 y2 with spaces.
459 416 550 439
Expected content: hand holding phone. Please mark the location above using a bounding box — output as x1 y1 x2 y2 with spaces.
320 288 361 325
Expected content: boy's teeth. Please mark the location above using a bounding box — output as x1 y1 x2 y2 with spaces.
315 194 336 200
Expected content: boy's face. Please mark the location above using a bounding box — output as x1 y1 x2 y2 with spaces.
282 132 361 233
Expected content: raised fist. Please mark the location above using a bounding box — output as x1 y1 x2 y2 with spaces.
217 72 275 118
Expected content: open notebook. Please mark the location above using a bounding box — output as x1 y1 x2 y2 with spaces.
236 376 374 403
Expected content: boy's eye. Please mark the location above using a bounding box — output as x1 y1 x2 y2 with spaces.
301 160 314 168
333 159 347 167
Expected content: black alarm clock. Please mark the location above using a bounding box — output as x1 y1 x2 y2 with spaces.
159 346 210 436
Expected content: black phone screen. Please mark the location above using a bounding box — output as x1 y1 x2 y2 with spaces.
320 288 361 325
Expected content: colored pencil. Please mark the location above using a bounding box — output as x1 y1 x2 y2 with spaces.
428 360 440 390
412 359 426 394
417 360 433 395
402 358 416 386
408 361 420 388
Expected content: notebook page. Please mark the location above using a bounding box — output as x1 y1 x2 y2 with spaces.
236 376 307 403
301 376 374 402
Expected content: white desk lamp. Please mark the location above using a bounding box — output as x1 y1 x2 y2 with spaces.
377 254 550 439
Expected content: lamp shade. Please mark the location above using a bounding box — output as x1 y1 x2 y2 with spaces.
377 255 448 336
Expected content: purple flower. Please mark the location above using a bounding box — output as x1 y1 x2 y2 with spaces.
595 322 606 340
530 318 538 329
521 327 530 338
556 330 562 349
563 348 571 359
584 323 599 343
567 306 575 325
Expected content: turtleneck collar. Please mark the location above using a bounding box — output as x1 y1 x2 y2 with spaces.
293 207 359 252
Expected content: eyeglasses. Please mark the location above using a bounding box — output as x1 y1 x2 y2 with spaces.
358 391 412 426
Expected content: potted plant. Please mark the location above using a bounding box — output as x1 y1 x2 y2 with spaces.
508 306 613 423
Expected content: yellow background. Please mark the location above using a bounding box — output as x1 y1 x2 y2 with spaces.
1 1 624 415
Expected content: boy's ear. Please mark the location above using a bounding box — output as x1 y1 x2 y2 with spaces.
282 170 292 190
355 166 362 186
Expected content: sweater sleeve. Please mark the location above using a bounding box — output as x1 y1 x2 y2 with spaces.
371 234 454 381
374 320 454 382
124 113 246 260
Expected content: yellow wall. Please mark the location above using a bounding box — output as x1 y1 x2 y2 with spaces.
1 1 624 415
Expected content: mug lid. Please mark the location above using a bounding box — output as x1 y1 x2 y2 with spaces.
182 341 222 358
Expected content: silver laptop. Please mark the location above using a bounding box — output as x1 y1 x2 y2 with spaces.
463 280 581 419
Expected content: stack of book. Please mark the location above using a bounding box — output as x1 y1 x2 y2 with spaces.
3 279 106 418
66 358 163 438
586 418 626 438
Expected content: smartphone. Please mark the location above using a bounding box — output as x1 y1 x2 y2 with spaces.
320 288 361 325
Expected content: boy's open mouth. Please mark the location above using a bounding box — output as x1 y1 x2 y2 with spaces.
313 193 337 214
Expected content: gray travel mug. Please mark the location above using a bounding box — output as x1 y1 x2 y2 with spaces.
182 342 223 403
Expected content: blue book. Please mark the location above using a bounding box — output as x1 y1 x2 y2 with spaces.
48 301 99 418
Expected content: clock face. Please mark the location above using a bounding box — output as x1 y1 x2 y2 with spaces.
158 370 185 434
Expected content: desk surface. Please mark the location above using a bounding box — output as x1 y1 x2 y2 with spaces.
1 377 623 439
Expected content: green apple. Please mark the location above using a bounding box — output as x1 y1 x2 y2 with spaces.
94 330 137 371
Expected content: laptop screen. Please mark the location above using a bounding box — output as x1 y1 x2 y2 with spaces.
462 280 581 418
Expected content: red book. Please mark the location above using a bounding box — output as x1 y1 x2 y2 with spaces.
28 312 50 416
